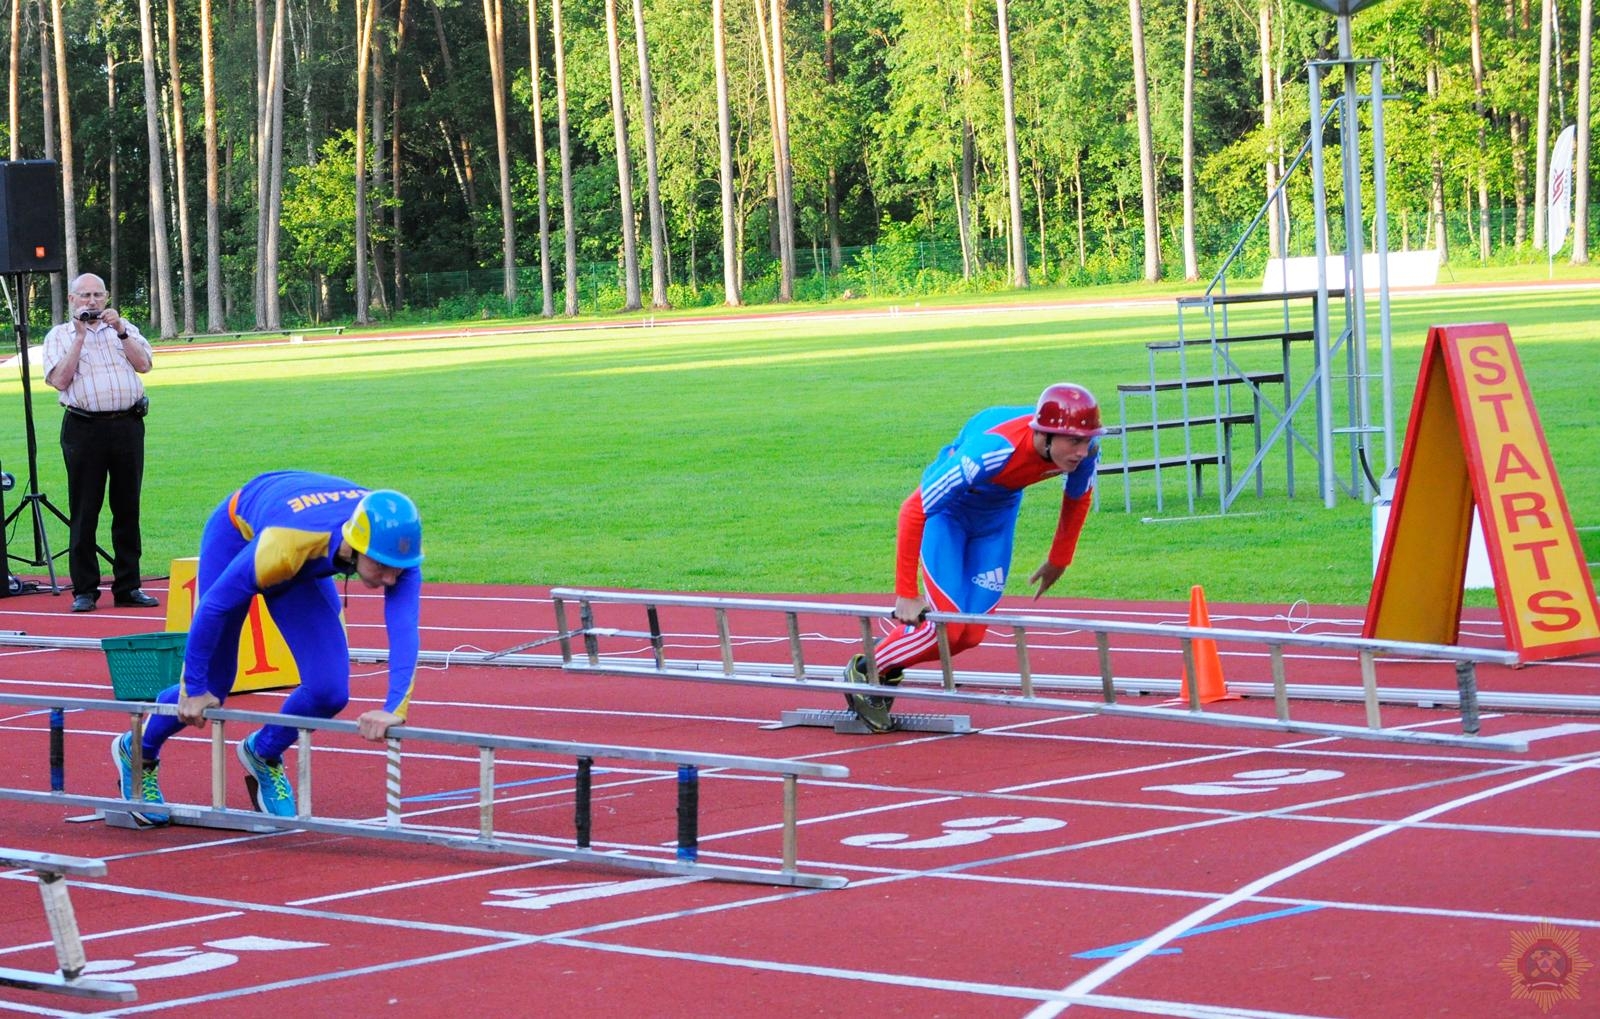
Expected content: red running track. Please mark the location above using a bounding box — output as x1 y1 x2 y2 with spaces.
1 579 1598 1017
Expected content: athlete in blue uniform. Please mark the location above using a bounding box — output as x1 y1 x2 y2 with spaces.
843 383 1105 731
113 471 424 821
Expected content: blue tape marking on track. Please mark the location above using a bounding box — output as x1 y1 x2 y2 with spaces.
403 772 607 804
1073 904 1324 959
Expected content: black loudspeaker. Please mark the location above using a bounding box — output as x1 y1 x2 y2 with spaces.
0 161 63 274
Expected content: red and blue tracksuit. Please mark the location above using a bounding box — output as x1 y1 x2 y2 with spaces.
873 407 1096 674
140 471 422 761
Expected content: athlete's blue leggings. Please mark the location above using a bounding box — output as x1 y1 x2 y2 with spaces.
142 501 351 762
875 508 1017 673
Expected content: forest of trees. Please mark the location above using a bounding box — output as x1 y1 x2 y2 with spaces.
3 0 1597 335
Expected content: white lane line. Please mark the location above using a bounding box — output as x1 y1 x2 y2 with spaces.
1022 757 1598 1019
1498 722 1600 743
0 911 244 957
933 871 1600 930
540 937 1343 1018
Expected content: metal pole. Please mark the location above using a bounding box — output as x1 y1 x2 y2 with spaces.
1339 37 1371 499
1370 59 1397 476
1308 60 1337 508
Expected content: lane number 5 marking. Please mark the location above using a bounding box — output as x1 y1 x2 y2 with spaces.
841 815 1066 850
1144 767 1344 797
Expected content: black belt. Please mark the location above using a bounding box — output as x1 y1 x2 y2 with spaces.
64 405 140 420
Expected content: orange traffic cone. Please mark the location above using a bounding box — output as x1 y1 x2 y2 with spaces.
1180 585 1238 704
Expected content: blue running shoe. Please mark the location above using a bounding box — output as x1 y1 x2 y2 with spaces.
111 732 168 825
236 732 296 817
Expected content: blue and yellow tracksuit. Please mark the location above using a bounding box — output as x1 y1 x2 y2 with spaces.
140 470 422 761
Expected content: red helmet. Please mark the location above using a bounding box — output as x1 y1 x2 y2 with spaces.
1032 383 1105 436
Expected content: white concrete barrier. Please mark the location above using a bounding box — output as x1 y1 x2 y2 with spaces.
1262 249 1440 292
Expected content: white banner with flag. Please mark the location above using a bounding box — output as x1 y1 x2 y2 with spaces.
1548 124 1577 255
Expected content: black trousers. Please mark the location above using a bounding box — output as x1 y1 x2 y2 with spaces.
59 412 145 600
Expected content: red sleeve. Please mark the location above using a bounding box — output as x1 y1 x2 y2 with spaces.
894 489 927 598
1047 491 1092 568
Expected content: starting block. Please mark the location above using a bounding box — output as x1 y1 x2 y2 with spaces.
770 708 972 735
96 807 276 834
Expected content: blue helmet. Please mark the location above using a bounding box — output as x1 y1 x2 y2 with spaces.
342 490 423 569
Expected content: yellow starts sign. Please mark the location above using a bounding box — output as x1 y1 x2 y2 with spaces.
1364 322 1600 662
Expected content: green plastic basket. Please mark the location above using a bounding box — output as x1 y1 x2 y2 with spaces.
101 631 187 701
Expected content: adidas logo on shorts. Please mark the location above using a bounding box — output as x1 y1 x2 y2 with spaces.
973 567 1006 592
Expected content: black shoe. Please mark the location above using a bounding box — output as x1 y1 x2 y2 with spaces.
114 590 160 608
71 595 96 613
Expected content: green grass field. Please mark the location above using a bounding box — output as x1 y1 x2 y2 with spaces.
4 274 1595 608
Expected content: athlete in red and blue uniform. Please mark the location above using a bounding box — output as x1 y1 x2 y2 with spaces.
843 383 1105 731
113 471 424 821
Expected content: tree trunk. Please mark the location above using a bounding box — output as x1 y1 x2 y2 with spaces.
138 0 176 336
166 0 196 333
429 2 480 257
528 0 554 316
48 0 77 284
356 0 377 324
1426 57 1449 263
1469 0 1491 261
393 0 411 308
1259 0 1281 259
631 0 669 308
1180 0 1198 281
996 0 1028 287
1512 113 1528 245
712 0 741 305
1074 150 1086 267
483 0 517 307
369 17 389 313
264 0 286 329
823 0 841 271
8 0 20 160
1129 0 1162 281
957 0 975 278
1534 0 1553 249
552 0 579 314
254 0 269 327
201 0 225 330
107 49 120 303
1575 0 1593 263
770 0 796 299
603 0 642 311
753 0 778 265
36 1 63 318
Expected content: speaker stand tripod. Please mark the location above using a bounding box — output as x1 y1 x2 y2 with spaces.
3 273 99 596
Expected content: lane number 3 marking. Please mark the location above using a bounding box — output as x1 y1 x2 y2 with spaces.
842 815 1066 850
1144 767 1344 797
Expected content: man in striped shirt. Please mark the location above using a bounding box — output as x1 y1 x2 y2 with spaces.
843 383 1105 731
42 274 157 613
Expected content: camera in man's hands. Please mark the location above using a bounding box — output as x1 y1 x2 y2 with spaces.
77 309 101 322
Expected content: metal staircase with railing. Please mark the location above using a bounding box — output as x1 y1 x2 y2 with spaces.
1101 53 1396 516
